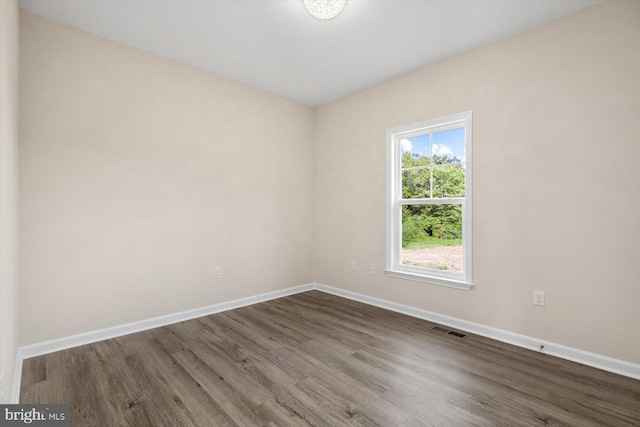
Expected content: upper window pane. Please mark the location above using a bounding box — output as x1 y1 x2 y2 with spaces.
432 127 465 163
402 168 431 199
401 134 430 169
432 163 465 198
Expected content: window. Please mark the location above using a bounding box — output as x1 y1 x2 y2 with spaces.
386 111 473 290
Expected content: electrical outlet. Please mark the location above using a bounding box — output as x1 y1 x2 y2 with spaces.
533 290 545 306
370 264 376 274
351 261 357 271
214 267 222 279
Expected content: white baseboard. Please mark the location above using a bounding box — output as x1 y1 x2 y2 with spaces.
11 349 24 404
12 281 639 404
313 283 640 381
11 283 314 403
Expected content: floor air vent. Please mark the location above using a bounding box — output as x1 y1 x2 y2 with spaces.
432 326 466 339
447 331 466 338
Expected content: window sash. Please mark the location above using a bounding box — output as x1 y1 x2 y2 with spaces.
398 198 464 205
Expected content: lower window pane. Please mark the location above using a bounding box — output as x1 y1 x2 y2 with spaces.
402 204 463 272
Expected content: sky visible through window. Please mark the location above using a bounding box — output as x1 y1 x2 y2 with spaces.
401 128 465 162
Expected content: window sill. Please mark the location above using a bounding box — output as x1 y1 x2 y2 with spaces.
385 269 473 290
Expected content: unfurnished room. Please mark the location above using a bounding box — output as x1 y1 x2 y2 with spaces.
0 0 639 425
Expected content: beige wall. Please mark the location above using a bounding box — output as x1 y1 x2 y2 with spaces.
19 12 315 346
0 0 20 403
314 1 640 365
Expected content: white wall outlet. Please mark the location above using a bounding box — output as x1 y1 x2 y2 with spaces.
370 264 376 274
533 290 545 306
214 267 222 279
351 261 357 271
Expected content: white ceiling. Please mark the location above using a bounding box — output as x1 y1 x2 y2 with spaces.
19 0 600 106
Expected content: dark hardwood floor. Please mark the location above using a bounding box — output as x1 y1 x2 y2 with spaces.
21 290 640 426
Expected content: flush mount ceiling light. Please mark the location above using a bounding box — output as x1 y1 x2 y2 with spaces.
304 0 346 20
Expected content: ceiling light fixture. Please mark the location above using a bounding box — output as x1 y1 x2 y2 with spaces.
304 0 346 20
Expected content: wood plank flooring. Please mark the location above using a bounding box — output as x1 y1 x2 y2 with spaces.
21 290 640 426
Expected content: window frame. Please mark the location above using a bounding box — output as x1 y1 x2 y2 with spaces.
385 111 473 290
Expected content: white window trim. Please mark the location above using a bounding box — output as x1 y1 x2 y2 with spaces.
385 111 473 290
